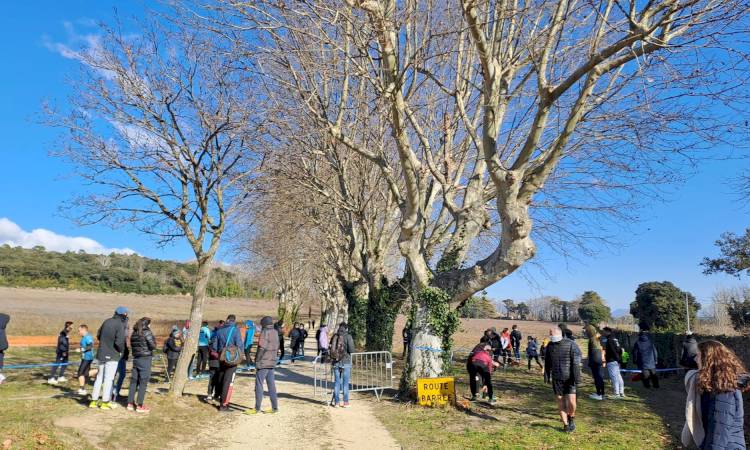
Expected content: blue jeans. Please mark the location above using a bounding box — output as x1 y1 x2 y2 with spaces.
333 364 351 404
114 357 127 396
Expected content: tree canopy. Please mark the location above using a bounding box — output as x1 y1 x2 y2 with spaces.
702 229 750 277
577 291 611 325
630 281 700 332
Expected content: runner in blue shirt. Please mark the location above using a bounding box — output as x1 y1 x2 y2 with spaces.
77 324 95 395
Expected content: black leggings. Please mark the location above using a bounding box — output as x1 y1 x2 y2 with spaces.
467 362 493 399
590 364 605 396
196 346 209 373
528 355 542 370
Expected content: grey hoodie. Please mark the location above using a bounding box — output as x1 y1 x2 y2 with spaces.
256 322 280 369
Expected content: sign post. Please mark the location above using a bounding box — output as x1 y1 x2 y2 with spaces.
417 377 455 407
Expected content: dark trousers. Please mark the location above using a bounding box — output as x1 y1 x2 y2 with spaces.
255 368 278 411
467 362 493 399
0 350 4 370
50 352 68 378
291 340 302 359
513 345 521 361
641 369 660 389
167 358 178 377
528 355 542 370
244 348 254 366
216 365 237 406
196 346 209 373
590 364 605 395
207 365 220 397
128 356 152 406
114 357 127 396
279 343 285 362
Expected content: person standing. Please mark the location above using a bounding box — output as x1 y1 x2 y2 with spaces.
402 323 411 357
290 323 302 362
246 316 280 415
544 327 582 433
197 321 212 374
329 323 356 408
165 329 183 379
467 339 499 402
682 340 749 450
300 325 309 357
526 336 542 370
680 332 699 370
317 324 329 357
90 307 128 410
211 315 244 412
500 328 512 367
601 327 625 398
49 321 73 384
275 322 286 363
127 317 155 413
0 313 8 385
243 320 255 367
510 325 522 363
76 324 95 395
113 324 130 401
584 324 605 401
632 330 659 389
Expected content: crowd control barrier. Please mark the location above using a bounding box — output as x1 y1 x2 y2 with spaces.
313 351 394 401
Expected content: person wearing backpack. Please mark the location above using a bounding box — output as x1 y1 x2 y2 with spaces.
329 323 356 408
246 316 280 415
210 314 244 412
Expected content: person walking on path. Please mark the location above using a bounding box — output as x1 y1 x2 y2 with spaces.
90 307 128 410
467 338 500 402
243 320 255 367
601 327 625 398
329 322 356 408
127 317 156 413
76 324 95 395
197 321 212 374
544 327 582 433
211 315 244 412
682 340 749 450
246 316 280 415
632 330 659 389
680 332 699 370
584 324 606 401
510 325 522 363
49 321 73 384
526 336 542 370
316 324 329 357
0 313 8 385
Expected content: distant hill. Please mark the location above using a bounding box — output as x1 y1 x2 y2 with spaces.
612 308 630 318
0 245 268 298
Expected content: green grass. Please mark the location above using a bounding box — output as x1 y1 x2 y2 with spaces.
375 361 680 450
0 347 218 450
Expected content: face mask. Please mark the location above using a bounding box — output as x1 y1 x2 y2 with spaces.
550 335 563 343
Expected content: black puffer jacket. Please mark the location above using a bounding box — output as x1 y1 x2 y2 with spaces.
131 328 157 358
0 313 9 351
544 338 582 384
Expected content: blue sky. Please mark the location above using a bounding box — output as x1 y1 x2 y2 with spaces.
0 2 747 311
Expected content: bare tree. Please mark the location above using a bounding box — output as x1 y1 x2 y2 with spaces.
48 16 263 395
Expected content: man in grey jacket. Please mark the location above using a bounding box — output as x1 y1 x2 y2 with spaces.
246 316 280 415
90 307 128 409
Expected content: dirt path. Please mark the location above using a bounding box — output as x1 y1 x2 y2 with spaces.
192 343 401 450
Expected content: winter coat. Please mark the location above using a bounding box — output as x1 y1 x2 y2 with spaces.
210 321 243 356
632 334 658 370
290 328 301 346
331 331 356 367
500 332 512 350
526 340 539 357
603 336 623 365
256 324 280 369
165 335 183 360
198 326 212 347
700 390 746 450
510 329 522 348
544 338 582 384
318 326 329 349
681 336 699 370
56 330 70 355
487 332 501 355
0 313 9 351
96 313 127 362
130 328 157 358
470 345 495 374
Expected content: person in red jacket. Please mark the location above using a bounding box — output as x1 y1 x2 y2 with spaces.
467 337 500 403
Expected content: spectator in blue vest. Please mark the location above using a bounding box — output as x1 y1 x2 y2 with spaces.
244 320 256 367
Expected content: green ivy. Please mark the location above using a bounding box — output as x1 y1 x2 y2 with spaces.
419 287 460 369
344 285 368 348
365 283 402 351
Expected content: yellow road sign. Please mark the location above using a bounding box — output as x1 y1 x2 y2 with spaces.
417 376 455 406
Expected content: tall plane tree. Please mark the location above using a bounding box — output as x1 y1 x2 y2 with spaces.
48 17 262 395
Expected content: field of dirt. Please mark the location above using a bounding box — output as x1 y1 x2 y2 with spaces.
0 287 301 337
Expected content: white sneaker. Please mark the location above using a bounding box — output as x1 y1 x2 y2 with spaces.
77 388 87 395
56 377 67 383
0 373 5 384
589 394 603 401
47 378 58 385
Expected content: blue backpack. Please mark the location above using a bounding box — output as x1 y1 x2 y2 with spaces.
219 326 241 366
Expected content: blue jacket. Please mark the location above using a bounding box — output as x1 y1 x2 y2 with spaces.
244 321 255 350
210 321 244 352
198 326 211 347
701 390 746 450
632 334 658 370
80 334 94 361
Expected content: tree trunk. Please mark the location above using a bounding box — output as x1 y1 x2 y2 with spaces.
170 257 212 396
344 280 369 347
402 301 443 391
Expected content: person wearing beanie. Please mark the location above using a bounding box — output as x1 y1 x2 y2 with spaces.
246 316 280 415
90 307 128 410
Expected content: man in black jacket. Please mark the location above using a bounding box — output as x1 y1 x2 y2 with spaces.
0 313 9 385
510 325 522 363
90 307 128 409
49 321 73 384
544 327 582 433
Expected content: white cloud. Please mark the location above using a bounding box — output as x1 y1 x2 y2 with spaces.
0 218 136 255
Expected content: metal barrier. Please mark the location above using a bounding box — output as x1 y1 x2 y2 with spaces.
313 351 394 401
